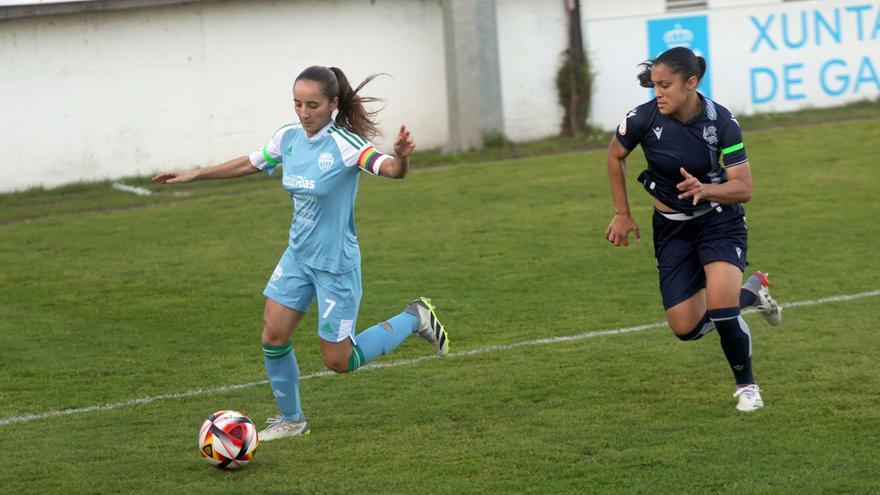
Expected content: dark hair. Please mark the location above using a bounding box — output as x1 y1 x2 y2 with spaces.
295 65 385 139
636 47 706 88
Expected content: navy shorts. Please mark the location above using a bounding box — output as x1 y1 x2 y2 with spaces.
652 204 748 310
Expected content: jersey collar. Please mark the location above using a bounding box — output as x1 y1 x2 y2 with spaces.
682 93 708 125
307 121 335 142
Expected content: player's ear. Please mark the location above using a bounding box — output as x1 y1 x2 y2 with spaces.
330 96 339 113
686 75 698 91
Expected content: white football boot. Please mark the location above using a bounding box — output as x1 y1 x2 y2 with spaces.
733 384 764 412
753 272 782 326
258 415 310 441
408 297 449 357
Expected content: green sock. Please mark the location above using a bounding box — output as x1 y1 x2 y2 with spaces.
347 345 366 372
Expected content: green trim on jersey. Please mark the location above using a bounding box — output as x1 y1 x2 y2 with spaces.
722 142 744 155
340 127 366 147
331 124 366 148
330 127 360 149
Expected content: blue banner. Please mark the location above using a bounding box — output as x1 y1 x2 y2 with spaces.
647 15 712 99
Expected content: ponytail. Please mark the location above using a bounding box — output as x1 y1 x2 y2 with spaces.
696 56 707 81
295 65 385 140
634 47 706 88
328 67 384 140
637 61 654 88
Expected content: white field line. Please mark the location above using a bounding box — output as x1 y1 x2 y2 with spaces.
111 182 153 196
2 289 878 427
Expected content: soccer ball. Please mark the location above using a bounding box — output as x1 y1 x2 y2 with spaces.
198 410 259 469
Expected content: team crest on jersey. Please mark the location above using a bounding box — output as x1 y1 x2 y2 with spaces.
271 265 283 282
318 152 334 172
702 125 718 145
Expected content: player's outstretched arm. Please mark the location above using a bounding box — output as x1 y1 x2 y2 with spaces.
605 137 640 247
152 156 259 184
377 125 415 179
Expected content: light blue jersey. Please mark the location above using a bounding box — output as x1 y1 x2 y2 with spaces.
249 121 389 274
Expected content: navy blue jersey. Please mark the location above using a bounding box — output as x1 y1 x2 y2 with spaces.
614 94 748 213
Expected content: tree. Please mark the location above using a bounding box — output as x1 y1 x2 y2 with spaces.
558 0 592 137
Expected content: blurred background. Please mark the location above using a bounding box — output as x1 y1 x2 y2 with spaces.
1 0 877 192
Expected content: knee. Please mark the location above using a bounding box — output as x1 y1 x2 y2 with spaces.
668 318 702 341
323 355 349 374
671 327 694 341
262 318 287 346
667 321 694 339
669 315 713 341
666 310 707 340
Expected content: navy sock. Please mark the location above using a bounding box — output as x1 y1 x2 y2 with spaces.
739 273 761 308
675 312 715 341
709 307 754 385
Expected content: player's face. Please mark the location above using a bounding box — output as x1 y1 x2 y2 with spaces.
293 79 338 135
651 64 697 116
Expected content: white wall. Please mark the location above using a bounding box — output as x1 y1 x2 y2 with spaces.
585 0 880 129
0 0 448 192
5 0 875 192
495 0 567 142
582 0 665 20
708 0 780 9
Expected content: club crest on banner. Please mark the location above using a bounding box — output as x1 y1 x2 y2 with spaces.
647 15 712 99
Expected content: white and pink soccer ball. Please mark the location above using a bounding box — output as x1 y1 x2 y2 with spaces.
198 410 259 470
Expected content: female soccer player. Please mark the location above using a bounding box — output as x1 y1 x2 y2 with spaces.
153 66 449 439
604 47 781 412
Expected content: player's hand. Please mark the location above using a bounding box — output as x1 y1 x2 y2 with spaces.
393 125 415 159
676 167 709 205
605 213 640 247
152 170 197 184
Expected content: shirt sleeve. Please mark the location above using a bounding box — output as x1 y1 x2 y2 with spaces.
330 126 391 176
614 105 650 151
248 126 290 173
719 114 748 167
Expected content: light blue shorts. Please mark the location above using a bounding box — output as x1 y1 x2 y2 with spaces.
263 248 362 343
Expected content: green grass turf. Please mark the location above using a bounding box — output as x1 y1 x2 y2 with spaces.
2 97 878 225
1 116 878 493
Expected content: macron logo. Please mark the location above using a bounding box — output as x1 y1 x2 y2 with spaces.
653 127 663 140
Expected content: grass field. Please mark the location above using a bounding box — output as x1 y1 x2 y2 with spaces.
1 114 879 494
